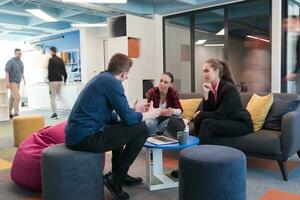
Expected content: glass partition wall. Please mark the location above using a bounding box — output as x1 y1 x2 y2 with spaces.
165 15 191 93
228 0 271 93
164 0 271 93
283 0 300 93
194 8 225 93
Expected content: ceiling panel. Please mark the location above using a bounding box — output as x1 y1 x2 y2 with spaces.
0 0 237 40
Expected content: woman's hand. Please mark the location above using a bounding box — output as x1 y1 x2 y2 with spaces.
160 108 173 116
134 99 150 113
192 111 200 121
202 82 212 100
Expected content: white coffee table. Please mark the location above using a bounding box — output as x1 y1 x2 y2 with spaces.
144 135 199 191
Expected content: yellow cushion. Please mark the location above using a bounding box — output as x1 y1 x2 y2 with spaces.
246 94 273 132
13 115 45 147
0 159 12 171
180 98 203 121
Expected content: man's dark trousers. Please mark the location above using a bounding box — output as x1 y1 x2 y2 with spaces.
67 122 148 184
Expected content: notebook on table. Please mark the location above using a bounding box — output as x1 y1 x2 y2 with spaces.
146 117 186 145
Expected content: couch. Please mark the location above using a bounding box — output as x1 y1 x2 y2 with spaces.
180 92 300 181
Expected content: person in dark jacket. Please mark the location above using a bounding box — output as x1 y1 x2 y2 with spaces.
48 46 67 119
284 15 300 95
146 72 183 135
65 53 160 200
193 58 253 143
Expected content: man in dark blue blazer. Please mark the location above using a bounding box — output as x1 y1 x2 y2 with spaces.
65 53 160 200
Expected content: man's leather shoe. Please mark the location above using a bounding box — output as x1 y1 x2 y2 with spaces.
104 173 129 200
122 174 143 186
171 169 179 178
107 171 143 186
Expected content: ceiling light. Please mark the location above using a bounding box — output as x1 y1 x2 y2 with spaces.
71 23 108 27
62 0 127 3
26 9 57 22
6 27 22 31
246 35 270 43
203 44 224 47
195 40 206 45
216 28 224 35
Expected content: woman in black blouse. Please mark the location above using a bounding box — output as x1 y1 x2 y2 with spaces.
193 58 253 143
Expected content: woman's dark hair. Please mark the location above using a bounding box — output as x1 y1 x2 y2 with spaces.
205 58 235 84
163 72 174 83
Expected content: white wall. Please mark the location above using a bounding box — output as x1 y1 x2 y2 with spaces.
107 14 157 105
108 36 128 56
228 37 244 85
165 24 191 92
0 41 34 79
165 24 226 93
154 14 164 82
23 51 50 85
271 0 282 92
0 41 44 100
195 46 224 93
27 83 83 110
25 27 108 110
80 27 107 83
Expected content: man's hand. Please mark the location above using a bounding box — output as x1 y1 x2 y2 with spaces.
6 82 10 89
23 75 26 85
285 73 298 81
142 101 161 121
160 108 173 116
143 102 150 112
134 99 150 113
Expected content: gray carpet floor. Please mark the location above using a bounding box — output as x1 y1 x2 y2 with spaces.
0 107 300 200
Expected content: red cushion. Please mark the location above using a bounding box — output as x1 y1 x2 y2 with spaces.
11 121 67 191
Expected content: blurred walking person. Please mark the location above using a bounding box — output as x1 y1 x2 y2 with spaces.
48 47 67 118
284 15 300 94
5 48 25 119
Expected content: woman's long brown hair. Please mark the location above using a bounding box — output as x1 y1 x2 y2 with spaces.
205 58 235 84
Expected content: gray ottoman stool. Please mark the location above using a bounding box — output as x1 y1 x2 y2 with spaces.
42 144 104 200
179 145 246 200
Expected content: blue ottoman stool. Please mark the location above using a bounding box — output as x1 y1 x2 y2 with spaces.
179 145 246 200
41 144 104 200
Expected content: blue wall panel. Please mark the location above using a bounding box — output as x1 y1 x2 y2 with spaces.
43 30 80 53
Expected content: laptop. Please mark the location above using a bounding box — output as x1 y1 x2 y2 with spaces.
146 117 186 145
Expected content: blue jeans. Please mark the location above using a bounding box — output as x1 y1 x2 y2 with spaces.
145 116 170 136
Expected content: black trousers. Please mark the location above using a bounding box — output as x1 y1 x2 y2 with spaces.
193 114 253 144
67 123 148 184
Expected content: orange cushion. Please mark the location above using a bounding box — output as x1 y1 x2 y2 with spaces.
128 38 139 58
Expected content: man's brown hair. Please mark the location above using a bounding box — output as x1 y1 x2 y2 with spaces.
108 53 133 75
